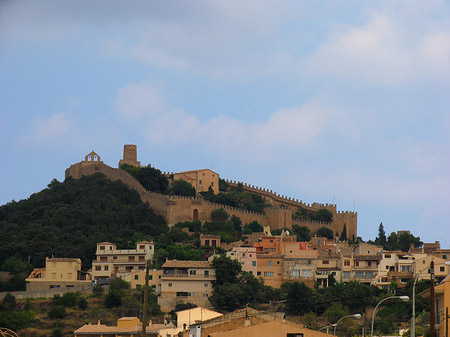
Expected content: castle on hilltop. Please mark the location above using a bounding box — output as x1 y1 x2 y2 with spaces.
65 145 357 239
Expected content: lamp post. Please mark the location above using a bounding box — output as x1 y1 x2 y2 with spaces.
318 325 335 334
411 261 450 337
334 314 361 335
371 295 409 337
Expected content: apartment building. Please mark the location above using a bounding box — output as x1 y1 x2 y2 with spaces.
26 257 91 291
158 260 216 312
283 249 318 288
316 251 341 288
91 241 154 280
129 269 162 292
226 247 257 275
256 254 284 288
200 234 221 248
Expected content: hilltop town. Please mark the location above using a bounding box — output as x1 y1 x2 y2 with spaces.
0 145 449 337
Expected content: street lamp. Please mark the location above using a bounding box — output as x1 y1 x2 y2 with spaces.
318 325 335 334
371 295 409 337
411 261 450 337
333 314 361 335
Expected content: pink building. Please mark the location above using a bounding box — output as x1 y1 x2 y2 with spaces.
226 247 257 275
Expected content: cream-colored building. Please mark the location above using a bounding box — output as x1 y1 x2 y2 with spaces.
158 260 216 312
159 307 222 337
92 241 154 280
171 169 219 195
26 257 91 291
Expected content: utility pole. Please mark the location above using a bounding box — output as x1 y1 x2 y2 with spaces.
430 261 436 337
445 307 448 337
141 260 150 336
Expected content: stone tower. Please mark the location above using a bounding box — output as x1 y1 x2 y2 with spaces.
118 144 141 168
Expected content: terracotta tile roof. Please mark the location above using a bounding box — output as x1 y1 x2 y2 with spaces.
97 242 116 245
137 241 154 244
162 260 212 268
74 324 162 335
46 257 81 262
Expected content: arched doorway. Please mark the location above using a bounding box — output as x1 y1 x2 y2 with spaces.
193 209 199 220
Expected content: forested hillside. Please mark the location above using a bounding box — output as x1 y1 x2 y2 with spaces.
0 173 168 269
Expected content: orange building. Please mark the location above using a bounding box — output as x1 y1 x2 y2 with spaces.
256 254 284 288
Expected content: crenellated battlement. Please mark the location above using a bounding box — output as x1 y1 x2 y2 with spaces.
66 147 357 239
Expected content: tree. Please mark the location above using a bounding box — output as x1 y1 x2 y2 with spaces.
292 225 311 241
246 221 263 233
78 297 88 310
167 180 196 197
212 256 241 286
316 227 334 239
376 223 387 249
211 209 229 223
315 209 333 222
281 282 314 315
1 293 16 311
386 232 398 251
340 224 347 241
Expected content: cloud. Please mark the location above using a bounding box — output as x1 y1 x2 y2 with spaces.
18 113 71 145
113 82 338 162
305 7 450 85
114 83 165 120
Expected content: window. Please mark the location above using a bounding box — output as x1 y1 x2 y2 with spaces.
204 270 209 276
270 240 274 243
135 275 139 280
190 270 197 275
270 248 276 252
252 261 256 266
104 266 109 271
344 271 350 278
277 261 280 264
199 180 202 185
400 265 412 272
129 256 135 262
211 182 214 186
302 270 311 277
292 270 300 277
113 256 117 260
368 262 372 267
95 266 101 271
264 248 269 253
205 240 210 246
287 333 303 337
385 254 391 258
322 260 329 265
257 272 261 276
168 283 172 287
443 255 447 259
177 269 183 275
355 261 359 266
212 240 217 247
241 262 245 265
268 261 272 267
100 257 107 262
140 245 145 249
165 269 175 275
204 283 208 287
344 260 350 266
440 267 445 272
139 256 145 261
355 271 364 278
100 246 105 250
264 272 274 277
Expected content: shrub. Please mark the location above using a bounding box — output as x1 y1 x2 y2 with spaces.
51 328 63 337
48 306 67 319
61 292 79 307
1 293 16 311
0 310 32 331
92 285 104 297
78 297 88 310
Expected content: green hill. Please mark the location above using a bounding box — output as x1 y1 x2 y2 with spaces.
0 173 168 270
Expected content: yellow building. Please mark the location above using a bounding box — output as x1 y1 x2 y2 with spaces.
421 274 450 337
26 257 90 291
171 169 219 195
158 260 216 312
129 269 162 292
74 317 163 336
92 241 154 280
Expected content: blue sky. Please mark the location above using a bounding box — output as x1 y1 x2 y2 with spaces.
1 0 449 245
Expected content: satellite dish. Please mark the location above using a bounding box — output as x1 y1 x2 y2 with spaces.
286 230 290 235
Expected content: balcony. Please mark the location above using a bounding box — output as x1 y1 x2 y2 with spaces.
161 273 215 280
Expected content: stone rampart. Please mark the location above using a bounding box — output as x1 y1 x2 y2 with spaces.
65 161 357 237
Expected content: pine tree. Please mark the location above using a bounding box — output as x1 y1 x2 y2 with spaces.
377 222 387 249
340 223 347 241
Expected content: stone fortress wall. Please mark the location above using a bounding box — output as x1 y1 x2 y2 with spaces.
65 148 357 239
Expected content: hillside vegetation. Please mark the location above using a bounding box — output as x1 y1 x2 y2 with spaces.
0 173 169 270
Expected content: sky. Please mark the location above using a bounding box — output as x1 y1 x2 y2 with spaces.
1 0 449 246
